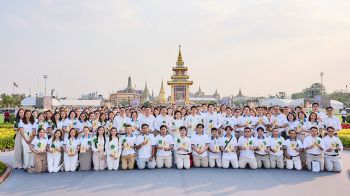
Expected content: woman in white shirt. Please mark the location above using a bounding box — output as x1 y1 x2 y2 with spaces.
220 126 239 169
29 128 48 173
128 111 141 136
174 126 191 170
19 110 35 170
79 126 93 171
47 129 63 173
92 126 107 171
286 113 297 139
63 128 80 172
284 130 303 170
308 112 324 137
155 125 174 168
171 110 186 139
106 127 122 170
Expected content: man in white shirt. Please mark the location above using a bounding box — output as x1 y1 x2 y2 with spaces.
323 106 342 133
154 107 172 134
303 126 325 171
269 106 288 134
185 106 203 137
284 130 303 171
203 104 219 136
237 106 255 138
138 106 156 133
191 124 210 168
323 126 343 172
155 125 174 168
237 127 258 169
255 127 271 169
135 124 156 170
309 103 326 121
269 128 286 169
113 107 130 135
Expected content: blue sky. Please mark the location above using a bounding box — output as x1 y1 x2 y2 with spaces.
1 0 349 98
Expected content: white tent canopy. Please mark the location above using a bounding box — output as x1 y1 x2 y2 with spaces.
330 100 344 110
21 96 36 106
260 98 304 107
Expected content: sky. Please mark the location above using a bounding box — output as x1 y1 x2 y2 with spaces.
0 0 350 99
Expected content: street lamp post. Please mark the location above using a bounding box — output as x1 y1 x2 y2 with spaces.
43 75 48 96
320 72 324 94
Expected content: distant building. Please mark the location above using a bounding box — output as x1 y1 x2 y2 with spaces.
158 79 167 104
140 82 151 104
189 86 221 104
80 92 103 100
109 76 142 106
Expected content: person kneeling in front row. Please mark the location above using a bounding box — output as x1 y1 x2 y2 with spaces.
269 128 286 169
255 127 271 169
238 127 258 169
191 124 210 168
323 126 343 172
155 125 174 168
284 130 303 170
174 126 191 169
303 127 325 171
136 124 156 170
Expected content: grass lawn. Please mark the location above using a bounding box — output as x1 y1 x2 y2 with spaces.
0 115 3 124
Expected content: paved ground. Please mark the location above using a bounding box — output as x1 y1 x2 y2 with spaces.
0 151 349 196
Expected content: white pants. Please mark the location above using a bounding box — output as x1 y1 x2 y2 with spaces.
47 152 62 173
209 157 222 168
286 156 302 170
64 153 78 172
270 155 284 169
306 154 324 171
156 155 172 168
107 155 120 170
93 152 106 171
137 158 156 169
239 156 257 169
255 154 270 169
193 155 209 168
22 139 33 169
324 155 342 172
176 154 190 169
222 157 239 169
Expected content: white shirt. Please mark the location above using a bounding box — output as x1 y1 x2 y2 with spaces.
47 138 63 153
255 136 270 155
31 136 48 152
138 115 155 132
174 136 192 155
303 136 325 155
19 121 35 141
185 114 203 136
170 119 186 139
91 136 106 154
238 115 255 132
322 135 343 156
154 115 172 131
121 134 137 156
191 133 210 157
113 115 131 134
128 118 141 136
155 134 174 157
237 136 257 159
270 114 288 133
221 115 238 130
285 139 303 157
209 137 221 159
269 137 285 156
79 135 93 152
136 134 155 159
203 112 220 136
106 137 122 157
64 137 80 154
323 115 342 131
254 115 269 133
220 135 238 160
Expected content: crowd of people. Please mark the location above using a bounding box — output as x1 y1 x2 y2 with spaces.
12 103 344 173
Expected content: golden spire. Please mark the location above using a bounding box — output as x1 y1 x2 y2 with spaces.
158 77 167 104
176 45 184 66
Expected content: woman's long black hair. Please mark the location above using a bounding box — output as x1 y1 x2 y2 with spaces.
95 126 106 151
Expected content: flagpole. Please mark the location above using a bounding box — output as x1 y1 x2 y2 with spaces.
12 82 15 96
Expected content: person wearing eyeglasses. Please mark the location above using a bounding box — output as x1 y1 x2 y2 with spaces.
237 127 258 169
323 107 341 133
323 126 343 172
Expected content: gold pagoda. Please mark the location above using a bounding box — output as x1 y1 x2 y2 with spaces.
158 78 167 104
167 45 193 105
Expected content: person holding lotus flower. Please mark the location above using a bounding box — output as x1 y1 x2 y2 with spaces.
237 106 255 138
171 110 185 139
208 128 222 168
238 127 258 169
220 126 239 169
19 110 36 170
323 126 343 172
63 128 80 172
303 127 325 171
185 106 203 137
106 127 122 170
63 111 78 140
255 127 271 169
174 126 191 169
128 111 141 136
47 129 64 173
154 107 172 136
113 107 130 135
136 124 156 170
121 124 137 170
79 126 93 171
29 128 48 173
191 124 210 168
203 104 219 136
155 125 174 168
284 130 303 170
269 128 286 169
92 126 107 171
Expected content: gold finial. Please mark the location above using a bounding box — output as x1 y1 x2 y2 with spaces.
176 45 184 66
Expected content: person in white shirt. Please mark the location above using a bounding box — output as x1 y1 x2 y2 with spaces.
220 108 238 136
253 107 269 137
237 106 255 138
284 130 303 170
185 106 203 137
269 128 286 169
269 106 288 136
47 129 63 173
295 111 310 142
255 127 271 169
92 126 107 171
154 107 172 135
79 127 93 171
138 106 156 133
303 126 325 171
128 111 141 136
155 125 174 168
220 126 239 169
323 126 343 172
203 104 219 136
106 127 122 170
28 128 48 173
237 127 258 169
309 103 326 121
63 128 80 172
19 110 36 170
208 128 222 168
191 124 210 168
323 107 342 133
174 126 192 169
171 110 186 139
120 125 137 170
113 107 130 135
285 113 298 139
135 124 156 170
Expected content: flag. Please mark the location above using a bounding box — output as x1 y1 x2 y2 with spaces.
13 82 18 88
